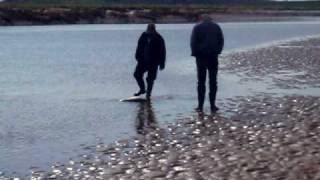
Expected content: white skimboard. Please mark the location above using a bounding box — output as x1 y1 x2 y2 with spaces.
120 96 147 102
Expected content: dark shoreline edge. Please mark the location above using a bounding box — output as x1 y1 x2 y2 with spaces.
1 5 320 26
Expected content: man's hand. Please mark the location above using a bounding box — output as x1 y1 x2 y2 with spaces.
159 65 165 71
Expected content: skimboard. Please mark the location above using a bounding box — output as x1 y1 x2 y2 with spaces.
120 96 147 102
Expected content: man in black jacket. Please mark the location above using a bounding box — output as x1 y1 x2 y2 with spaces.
134 23 166 100
191 15 224 112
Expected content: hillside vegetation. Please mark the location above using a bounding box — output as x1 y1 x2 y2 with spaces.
1 0 320 9
0 1 320 25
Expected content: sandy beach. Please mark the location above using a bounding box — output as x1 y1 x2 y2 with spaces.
222 38 320 89
2 37 316 179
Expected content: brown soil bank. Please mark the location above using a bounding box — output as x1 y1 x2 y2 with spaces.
0 5 320 25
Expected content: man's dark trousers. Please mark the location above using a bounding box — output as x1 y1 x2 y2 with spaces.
134 63 158 97
196 54 218 110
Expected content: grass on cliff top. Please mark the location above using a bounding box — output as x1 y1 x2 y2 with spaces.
0 1 320 11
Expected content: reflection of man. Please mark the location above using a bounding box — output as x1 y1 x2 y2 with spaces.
135 101 157 135
191 15 224 112
134 23 166 100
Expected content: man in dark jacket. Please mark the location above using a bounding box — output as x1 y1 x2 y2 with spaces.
134 23 166 99
191 15 224 112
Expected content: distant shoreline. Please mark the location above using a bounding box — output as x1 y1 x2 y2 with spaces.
1 5 320 26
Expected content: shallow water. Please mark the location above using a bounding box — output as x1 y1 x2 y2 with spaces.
1 21 320 176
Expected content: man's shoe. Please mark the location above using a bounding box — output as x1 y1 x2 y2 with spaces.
195 107 203 112
134 90 146 96
211 106 219 112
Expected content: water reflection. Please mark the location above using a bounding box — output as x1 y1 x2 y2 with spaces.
135 101 158 135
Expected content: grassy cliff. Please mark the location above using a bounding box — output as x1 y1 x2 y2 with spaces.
0 1 320 25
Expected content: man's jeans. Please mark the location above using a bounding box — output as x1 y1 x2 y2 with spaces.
196 55 219 109
134 63 158 97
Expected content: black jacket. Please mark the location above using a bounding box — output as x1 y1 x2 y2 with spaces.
191 20 224 57
135 32 166 68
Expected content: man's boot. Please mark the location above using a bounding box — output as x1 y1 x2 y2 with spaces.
209 92 219 112
134 90 146 96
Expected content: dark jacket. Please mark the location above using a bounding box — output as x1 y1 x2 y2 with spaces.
135 32 166 68
191 20 224 57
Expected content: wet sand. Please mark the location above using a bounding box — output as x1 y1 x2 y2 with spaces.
26 96 320 180
221 38 320 89
2 38 320 179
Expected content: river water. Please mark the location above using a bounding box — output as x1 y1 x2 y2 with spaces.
1 21 320 176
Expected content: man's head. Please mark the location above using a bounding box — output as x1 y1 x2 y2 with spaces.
146 23 156 33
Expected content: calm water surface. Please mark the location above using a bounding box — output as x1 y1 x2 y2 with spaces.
1 21 320 176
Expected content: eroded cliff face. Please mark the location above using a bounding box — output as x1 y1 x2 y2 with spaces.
0 7 199 25
0 6 320 26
